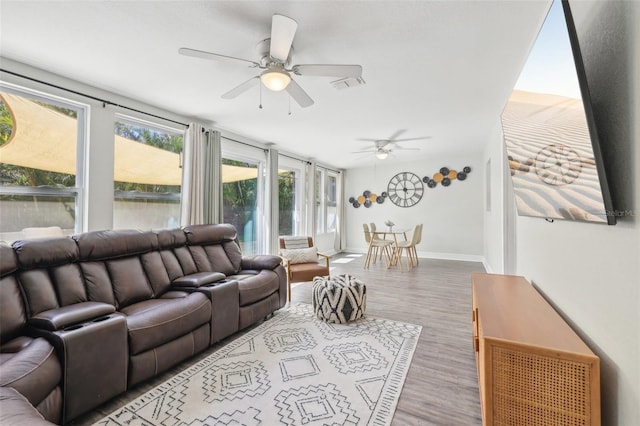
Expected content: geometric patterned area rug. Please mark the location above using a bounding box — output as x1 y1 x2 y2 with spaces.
94 303 421 426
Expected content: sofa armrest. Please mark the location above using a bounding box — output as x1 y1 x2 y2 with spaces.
28 302 115 332
241 255 283 270
172 272 226 288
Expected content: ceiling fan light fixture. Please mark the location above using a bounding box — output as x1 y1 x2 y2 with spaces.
260 68 291 91
376 149 389 160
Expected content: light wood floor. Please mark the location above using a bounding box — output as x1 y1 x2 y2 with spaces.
72 252 484 425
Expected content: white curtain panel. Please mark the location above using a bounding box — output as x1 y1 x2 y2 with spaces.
180 124 221 226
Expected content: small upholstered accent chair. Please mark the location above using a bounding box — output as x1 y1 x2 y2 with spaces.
279 236 330 301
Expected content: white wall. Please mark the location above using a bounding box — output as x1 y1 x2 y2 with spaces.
486 1 640 423
345 154 484 260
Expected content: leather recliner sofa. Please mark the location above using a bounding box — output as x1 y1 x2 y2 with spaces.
0 224 286 425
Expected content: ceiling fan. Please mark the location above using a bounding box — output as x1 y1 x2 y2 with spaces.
352 131 431 160
178 14 363 108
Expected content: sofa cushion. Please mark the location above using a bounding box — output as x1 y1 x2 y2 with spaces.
0 337 61 408
0 242 17 277
0 387 55 426
228 270 281 307
183 224 237 245
106 257 153 308
119 292 211 355
75 229 158 261
0 275 27 344
155 228 187 249
12 237 78 269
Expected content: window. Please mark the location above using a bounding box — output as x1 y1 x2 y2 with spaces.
0 85 86 242
326 172 337 233
315 167 339 234
278 156 307 237
278 169 297 236
221 140 267 256
113 117 183 229
316 169 325 234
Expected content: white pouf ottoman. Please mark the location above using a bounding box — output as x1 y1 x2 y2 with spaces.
312 274 366 323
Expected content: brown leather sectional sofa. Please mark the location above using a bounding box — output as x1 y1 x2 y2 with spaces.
0 224 286 425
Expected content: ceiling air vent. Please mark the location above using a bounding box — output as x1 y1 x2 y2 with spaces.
331 76 366 90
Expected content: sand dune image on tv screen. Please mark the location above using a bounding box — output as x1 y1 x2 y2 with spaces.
502 90 607 223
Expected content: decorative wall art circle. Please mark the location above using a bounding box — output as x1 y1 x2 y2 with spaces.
348 189 387 208
387 172 424 207
424 165 472 189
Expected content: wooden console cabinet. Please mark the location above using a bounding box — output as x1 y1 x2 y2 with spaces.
471 273 600 425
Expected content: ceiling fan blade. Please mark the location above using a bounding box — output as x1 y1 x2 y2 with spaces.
270 14 297 62
178 47 259 67
292 64 362 78
350 149 376 154
392 136 433 142
285 79 314 108
221 76 260 99
387 129 406 141
392 147 420 151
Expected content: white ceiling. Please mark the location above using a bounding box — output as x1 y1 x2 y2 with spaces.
0 0 550 169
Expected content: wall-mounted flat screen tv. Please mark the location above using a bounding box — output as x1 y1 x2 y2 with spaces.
501 0 615 225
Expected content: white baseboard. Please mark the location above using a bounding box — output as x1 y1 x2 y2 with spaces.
342 247 484 264
417 251 484 263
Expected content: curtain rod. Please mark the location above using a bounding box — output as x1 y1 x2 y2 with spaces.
279 152 312 165
317 165 342 174
221 135 268 152
219 139 339 172
0 68 189 128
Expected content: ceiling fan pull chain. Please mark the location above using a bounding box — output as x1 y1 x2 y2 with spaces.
259 82 263 109
288 94 292 116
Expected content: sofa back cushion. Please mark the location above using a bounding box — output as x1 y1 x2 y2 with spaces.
75 230 159 308
107 257 153 308
141 251 171 295
12 238 85 315
80 262 116 306
0 244 26 344
155 229 197 280
184 224 242 275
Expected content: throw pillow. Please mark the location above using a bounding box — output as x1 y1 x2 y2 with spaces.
281 247 318 264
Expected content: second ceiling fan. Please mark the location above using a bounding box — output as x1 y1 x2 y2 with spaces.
179 14 363 108
352 130 432 160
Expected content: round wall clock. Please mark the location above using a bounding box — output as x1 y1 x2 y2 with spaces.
387 172 424 207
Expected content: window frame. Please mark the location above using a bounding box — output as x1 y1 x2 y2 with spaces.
112 113 185 230
0 82 88 235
